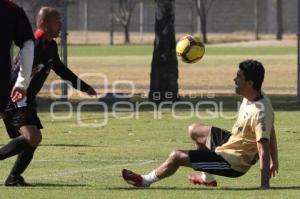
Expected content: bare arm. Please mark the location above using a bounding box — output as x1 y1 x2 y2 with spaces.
270 126 279 177
257 138 270 189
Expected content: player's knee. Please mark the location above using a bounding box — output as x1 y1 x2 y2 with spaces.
26 132 42 147
188 124 203 139
188 124 196 138
168 150 183 165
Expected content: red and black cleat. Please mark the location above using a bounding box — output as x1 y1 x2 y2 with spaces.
122 169 146 187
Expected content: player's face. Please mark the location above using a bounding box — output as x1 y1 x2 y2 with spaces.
46 13 62 39
234 69 249 95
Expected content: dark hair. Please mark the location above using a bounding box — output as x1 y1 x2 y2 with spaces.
239 60 265 91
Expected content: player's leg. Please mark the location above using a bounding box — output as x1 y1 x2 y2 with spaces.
188 149 244 178
0 121 30 160
1 107 42 186
18 125 42 148
5 125 41 186
188 123 211 150
188 126 233 186
154 150 191 178
122 150 191 187
188 124 216 186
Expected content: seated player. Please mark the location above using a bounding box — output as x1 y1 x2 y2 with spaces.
122 60 278 189
0 6 97 186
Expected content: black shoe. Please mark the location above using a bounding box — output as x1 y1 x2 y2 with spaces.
5 175 32 187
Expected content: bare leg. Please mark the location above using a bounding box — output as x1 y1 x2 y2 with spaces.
122 150 192 187
122 124 215 187
188 124 216 183
154 150 191 179
188 124 211 149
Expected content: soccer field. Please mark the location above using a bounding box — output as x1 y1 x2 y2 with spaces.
43 44 297 96
1 45 300 198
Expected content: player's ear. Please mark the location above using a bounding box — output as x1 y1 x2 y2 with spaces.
37 19 45 30
247 80 254 88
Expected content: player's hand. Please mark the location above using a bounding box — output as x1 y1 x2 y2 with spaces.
85 87 97 96
270 160 279 178
10 87 26 102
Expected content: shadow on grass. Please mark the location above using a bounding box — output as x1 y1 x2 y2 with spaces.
0 143 103 148
0 183 89 189
32 183 89 188
35 94 300 113
107 185 300 191
40 144 103 148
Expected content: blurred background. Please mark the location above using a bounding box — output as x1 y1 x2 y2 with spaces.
13 0 296 45
10 0 298 99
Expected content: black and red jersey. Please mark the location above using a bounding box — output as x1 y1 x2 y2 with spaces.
0 0 34 112
9 29 91 109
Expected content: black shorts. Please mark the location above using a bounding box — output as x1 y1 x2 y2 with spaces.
210 126 231 151
188 126 244 178
2 107 43 138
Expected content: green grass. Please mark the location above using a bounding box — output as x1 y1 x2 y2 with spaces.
5 44 299 198
0 95 299 199
65 45 296 57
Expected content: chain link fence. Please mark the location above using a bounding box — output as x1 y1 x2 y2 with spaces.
12 0 297 45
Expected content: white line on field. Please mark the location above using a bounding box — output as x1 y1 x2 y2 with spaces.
33 159 155 163
27 159 156 180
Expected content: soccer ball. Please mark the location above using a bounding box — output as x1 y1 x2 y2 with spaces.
176 35 205 64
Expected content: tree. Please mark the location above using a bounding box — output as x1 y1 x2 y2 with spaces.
194 0 215 43
276 0 283 40
254 0 260 40
149 0 178 104
113 0 137 44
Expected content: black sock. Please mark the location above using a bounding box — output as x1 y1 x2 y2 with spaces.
0 136 30 160
9 146 36 177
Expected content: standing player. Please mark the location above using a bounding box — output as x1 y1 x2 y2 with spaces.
0 6 97 186
0 0 34 115
122 60 279 189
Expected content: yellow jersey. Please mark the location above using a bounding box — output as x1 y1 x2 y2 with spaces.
215 92 274 173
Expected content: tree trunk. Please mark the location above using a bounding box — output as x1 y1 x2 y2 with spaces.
200 0 208 43
201 16 207 43
254 0 260 40
276 0 283 40
124 23 130 44
110 1 114 45
149 0 178 103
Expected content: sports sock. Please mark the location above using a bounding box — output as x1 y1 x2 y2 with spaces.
201 131 216 183
9 146 36 177
0 136 30 160
142 170 160 186
201 172 216 182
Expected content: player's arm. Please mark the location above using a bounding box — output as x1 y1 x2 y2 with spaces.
257 138 271 189
10 40 34 102
269 126 279 177
52 57 97 96
11 8 35 102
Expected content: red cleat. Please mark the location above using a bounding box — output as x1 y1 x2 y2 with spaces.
122 169 145 187
188 175 217 187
